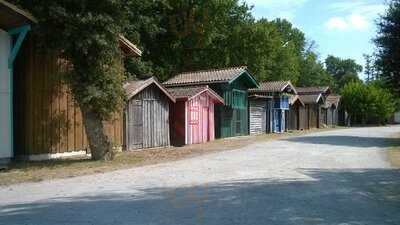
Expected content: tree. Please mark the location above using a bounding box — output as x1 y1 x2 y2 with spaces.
325 55 362 91
13 0 130 160
363 54 375 82
341 82 396 125
374 0 400 96
298 50 334 87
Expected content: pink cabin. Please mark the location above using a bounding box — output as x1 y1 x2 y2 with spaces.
168 86 224 146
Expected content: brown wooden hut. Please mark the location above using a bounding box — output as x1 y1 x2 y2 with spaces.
297 87 331 129
13 33 141 160
288 95 305 131
325 95 341 127
124 77 175 150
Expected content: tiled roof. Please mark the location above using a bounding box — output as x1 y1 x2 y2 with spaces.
296 86 330 95
163 66 250 86
124 77 175 102
325 95 341 108
167 86 224 103
299 94 323 104
249 81 297 94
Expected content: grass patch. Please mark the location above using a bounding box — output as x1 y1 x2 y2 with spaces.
388 132 400 168
0 128 339 186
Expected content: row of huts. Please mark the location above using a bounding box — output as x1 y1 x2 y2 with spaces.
0 1 345 163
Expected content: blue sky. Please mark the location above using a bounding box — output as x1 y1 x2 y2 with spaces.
244 0 387 79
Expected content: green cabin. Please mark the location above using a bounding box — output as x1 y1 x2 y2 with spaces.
164 66 259 138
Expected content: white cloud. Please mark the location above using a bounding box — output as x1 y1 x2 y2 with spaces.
325 14 370 31
324 0 386 32
326 17 348 30
244 0 308 20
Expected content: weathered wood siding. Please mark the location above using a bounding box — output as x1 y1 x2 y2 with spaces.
249 99 267 135
320 108 328 127
125 84 170 150
308 104 319 129
185 92 216 145
212 81 249 138
14 38 123 156
288 103 299 130
299 105 309 130
170 101 185 146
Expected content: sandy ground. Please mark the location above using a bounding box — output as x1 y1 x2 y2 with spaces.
0 126 400 225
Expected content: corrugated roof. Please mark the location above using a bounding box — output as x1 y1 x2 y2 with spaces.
296 86 330 95
249 81 297 94
163 66 258 87
299 94 323 104
124 77 175 102
167 86 224 104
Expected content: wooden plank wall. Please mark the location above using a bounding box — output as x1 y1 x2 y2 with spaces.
186 92 216 145
14 38 123 156
288 104 299 130
126 84 170 150
249 99 267 135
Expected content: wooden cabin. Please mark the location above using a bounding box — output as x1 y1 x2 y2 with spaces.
124 77 175 150
297 86 331 129
167 86 224 146
12 31 141 159
248 81 297 134
0 0 36 164
164 67 259 138
288 95 305 131
324 95 341 127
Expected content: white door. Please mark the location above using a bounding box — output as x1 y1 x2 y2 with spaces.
0 29 12 160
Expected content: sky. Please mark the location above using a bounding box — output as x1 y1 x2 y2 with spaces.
244 0 387 79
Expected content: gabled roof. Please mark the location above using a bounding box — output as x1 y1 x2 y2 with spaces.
163 66 259 88
325 95 341 108
249 81 297 94
119 35 142 57
167 86 224 104
0 0 37 29
289 95 305 106
299 94 324 104
124 77 175 102
296 86 331 95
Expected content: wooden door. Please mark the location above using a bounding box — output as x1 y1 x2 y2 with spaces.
126 99 143 150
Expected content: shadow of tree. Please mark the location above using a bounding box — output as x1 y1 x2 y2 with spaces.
1 169 400 225
286 135 400 148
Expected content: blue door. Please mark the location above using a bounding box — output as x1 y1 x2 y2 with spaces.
273 110 281 133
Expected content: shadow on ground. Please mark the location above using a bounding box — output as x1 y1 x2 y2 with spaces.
1 169 400 225
286 135 400 148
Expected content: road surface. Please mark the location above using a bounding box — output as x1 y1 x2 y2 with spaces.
1 126 400 225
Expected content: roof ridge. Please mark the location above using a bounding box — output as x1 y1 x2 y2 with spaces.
178 66 247 75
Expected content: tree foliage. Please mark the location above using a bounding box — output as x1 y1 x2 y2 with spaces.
375 0 400 96
341 82 396 125
325 55 362 91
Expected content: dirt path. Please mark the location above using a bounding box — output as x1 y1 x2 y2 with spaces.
1 126 399 225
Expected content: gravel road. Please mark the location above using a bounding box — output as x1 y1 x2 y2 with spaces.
1 126 400 225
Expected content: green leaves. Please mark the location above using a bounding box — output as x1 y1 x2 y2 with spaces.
374 0 400 97
341 82 396 125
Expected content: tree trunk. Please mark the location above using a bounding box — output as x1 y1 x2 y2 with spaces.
81 108 114 161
